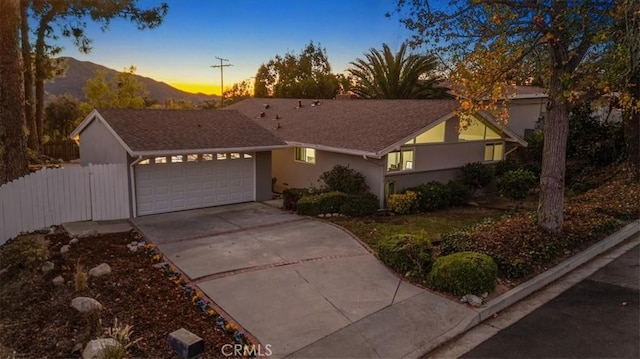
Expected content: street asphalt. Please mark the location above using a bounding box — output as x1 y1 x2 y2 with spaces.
462 244 640 359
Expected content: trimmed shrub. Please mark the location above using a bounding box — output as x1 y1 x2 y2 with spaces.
494 159 520 178
376 234 433 280
282 187 310 211
0 234 50 270
439 228 474 256
428 251 498 296
409 181 450 212
387 191 419 214
445 180 471 206
498 169 537 201
340 193 379 217
461 162 494 190
296 191 348 216
319 165 369 194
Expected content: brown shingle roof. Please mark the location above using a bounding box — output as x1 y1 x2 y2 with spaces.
94 108 286 154
226 98 459 155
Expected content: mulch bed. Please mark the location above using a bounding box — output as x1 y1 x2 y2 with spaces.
0 230 242 358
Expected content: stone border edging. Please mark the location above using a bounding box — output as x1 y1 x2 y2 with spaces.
405 219 640 359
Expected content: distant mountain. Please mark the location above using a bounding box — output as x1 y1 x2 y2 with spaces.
44 57 219 104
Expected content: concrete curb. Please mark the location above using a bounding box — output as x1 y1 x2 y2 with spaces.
407 219 640 359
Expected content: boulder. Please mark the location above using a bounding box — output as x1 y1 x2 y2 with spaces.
466 294 483 307
60 245 71 254
88 263 111 277
69 238 79 245
71 297 103 313
82 338 119 359
41 261 55 272
52 276 65 286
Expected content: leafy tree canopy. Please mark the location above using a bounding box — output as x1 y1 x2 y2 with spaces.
348 42 448 99
44 94 83 142
254 41 340 99
223 79 252 106
82 66 148 110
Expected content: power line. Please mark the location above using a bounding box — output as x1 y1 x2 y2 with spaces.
211 57 233 107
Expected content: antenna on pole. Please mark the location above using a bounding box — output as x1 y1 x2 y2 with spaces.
211 57 233 107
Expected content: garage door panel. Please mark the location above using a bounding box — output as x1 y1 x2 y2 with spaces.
135 154 255 215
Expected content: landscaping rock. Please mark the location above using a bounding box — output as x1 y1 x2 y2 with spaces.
41 261 55 272
69 238 79 245
324 213 332 218
82 338 118 359
88 263 111 277
152 262 168 269
71 297 103 313
460 295 468 303
127 242 140 252
318 214 325 218
52 276 65 286
332 213 339 217
467 201 479 207
60 245 71 254
466 294 483 307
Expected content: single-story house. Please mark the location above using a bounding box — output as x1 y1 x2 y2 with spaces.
226 98 527 206
70 109 287 216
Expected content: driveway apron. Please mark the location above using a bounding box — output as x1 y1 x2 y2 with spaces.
132 202 426 358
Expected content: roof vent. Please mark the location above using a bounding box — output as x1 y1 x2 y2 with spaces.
264 104 270 109
277 122 281 129
297 100 303 108
274 114 280 120
258 112 265 118
311 100 320 107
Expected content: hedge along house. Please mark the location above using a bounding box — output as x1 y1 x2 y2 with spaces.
227 98 527 206
70 109 287 216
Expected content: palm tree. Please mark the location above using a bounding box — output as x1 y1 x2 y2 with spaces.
348 43 449 99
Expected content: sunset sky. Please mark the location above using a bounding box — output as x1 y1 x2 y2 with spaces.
58 0 414 96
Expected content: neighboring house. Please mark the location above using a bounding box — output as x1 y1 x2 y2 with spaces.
71 109 286 216
505 86 548 138
227 98 526 206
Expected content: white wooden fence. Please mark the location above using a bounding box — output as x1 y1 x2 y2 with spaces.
0 163 130 245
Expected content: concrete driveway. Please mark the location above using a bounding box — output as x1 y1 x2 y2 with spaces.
132 202 425 358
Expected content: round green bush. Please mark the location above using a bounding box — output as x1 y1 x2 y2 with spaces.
461 162 494 190
319 165 369 194
428 251 497 296
339 193 379 217
376 234 433 280
498 169 537 201
409 181 450 212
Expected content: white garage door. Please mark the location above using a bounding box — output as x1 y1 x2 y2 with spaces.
135 153 255 216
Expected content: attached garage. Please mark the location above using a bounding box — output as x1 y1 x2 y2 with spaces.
135 153 255 215
71 108 286 217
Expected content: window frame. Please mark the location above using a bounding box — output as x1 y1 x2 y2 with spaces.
387 149 415 172
484 142 504 162
294 147 316 164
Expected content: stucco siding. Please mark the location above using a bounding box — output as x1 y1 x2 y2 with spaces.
400 141 503 173
79 118 128 165
255 151 273 201
386 168 461 192
272 148 384 201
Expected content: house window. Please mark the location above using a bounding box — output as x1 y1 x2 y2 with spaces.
459 119 502 141
230 153 241 159
171 155 183 163
217 153 227 160
139 159 150 165
202 154 213 161
387 149 414 172
243 153 253 159
406 122 446 144
484 143 504 162
154 157 167 164
294 147 316 164
187 154 198 162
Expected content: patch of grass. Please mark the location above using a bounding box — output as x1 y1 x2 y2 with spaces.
328 207 503 247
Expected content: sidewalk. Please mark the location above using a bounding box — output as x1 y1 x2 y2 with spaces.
287 220 640 358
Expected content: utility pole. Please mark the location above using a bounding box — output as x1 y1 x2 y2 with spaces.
211 57 232 107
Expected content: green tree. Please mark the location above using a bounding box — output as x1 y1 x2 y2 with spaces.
83 67 148 110
348 43 448 99
394 0 622 234
0 0 29 184
21 0 168 149
254 41 339 98
44 94 82 141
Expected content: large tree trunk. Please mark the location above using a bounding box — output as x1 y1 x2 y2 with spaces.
537 69 569 234
20 0 39 152
0 0 29 185
34 47 45 144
